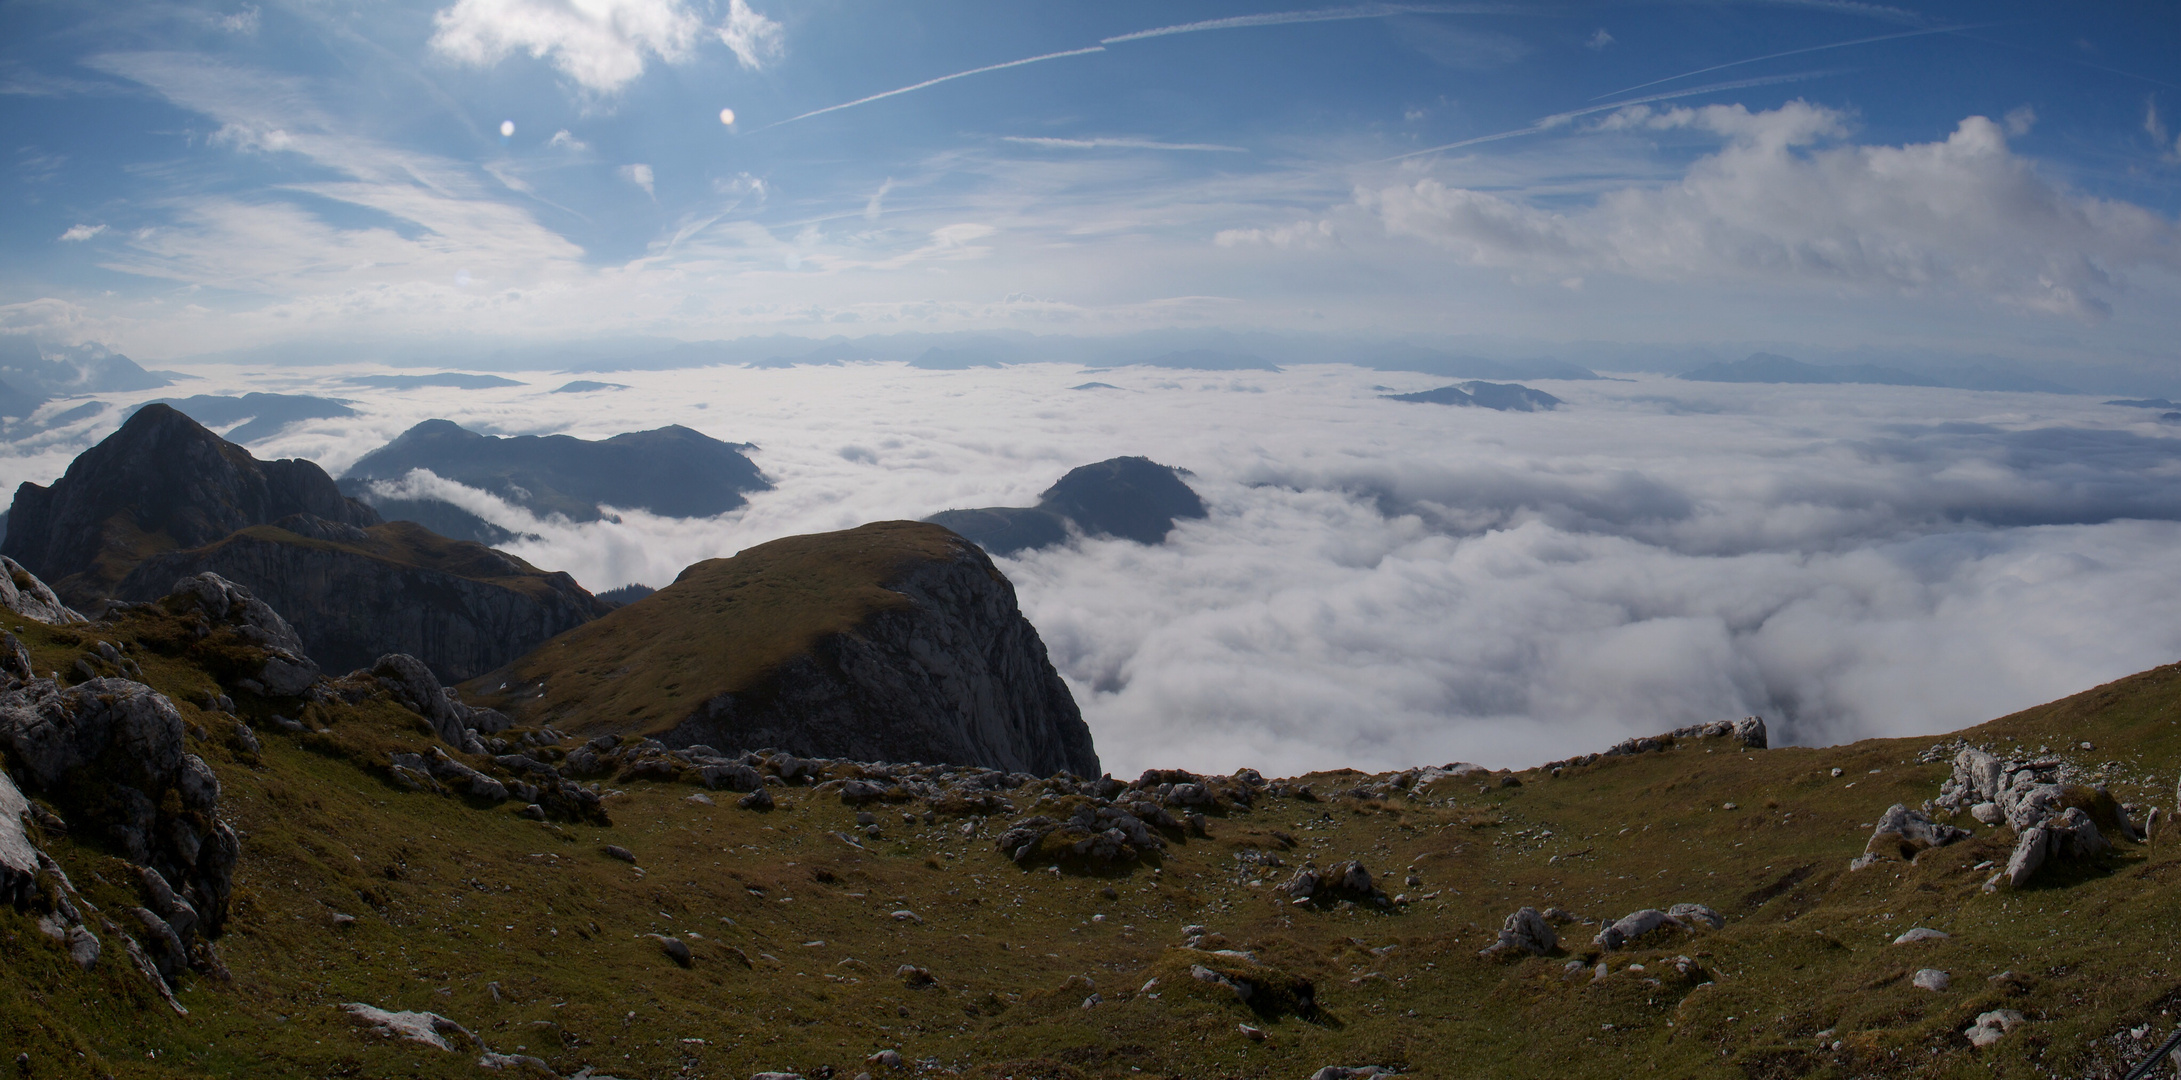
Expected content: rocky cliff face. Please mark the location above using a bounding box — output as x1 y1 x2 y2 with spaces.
2 404 380 604
115 516 606 684
473 521 1098 777
671 538 1097 775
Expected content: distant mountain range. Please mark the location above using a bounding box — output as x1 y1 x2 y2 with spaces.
1384 381 1564 411
339 419 771 544
1679 353 2075 393
0 340 179 417
140 393 356 444
927 457 1208 556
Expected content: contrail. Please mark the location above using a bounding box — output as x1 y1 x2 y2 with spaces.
1591 24 1978 101
1102 3 1512 45
1377 69 1845 163
759 46 1106 130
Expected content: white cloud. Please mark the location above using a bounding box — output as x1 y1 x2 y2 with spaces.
717 0 783 71
863 178 894 222
547 128 587 152
1363 102 2181 319
1585 28 1613 50
621 162 655 198
1214 219 1335 249
68 360 2181 780
428 0 704 94
58 224 107 242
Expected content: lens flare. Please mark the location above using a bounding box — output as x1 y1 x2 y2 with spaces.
499 120 515 137
718 108 735 126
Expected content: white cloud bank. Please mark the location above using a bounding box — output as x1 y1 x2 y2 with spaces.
50 361 2181 781
429 0 780 93
1361 102 2181 319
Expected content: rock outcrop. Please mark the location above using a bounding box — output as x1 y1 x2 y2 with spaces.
926 456 1207 556
1932 746 2124 886
0 671 236 986
0 554 84 624
2 404 380 605
115 516 606 683
470 521 1098 777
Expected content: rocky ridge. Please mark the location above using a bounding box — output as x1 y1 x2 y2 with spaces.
1 404 380 604
473 520 1099 777
115 514 606 682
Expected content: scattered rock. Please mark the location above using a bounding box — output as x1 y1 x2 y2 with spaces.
1310 1068 1398 1080
1965 1009 2026 1048
1970 802 2005 825
1279 861 1392 909
1478 906 1556 959
603 845 637 864
646 934 692 967
1865 803 1971 861
897 964 935 988
1912 968 1950 991
1594 909 1688 951
1665 903 1724 930
865 1049 903 1069
341 1002 477 1052
1893 927 1950 945
739 788 776 811
1238 1023 1266 1041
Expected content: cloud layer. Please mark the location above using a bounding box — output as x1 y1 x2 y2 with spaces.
1364 102 2181 319
14 362 2181 780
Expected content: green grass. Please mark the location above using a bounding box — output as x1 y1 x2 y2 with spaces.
462 520 970 736
7 613 2181 1077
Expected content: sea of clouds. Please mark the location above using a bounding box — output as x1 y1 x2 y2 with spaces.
9 361 2181 778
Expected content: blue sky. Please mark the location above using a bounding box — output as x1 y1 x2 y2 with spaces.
4 0 2180 367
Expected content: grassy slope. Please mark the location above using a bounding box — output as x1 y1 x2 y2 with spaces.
463 521 967 736
3 606 2180 1078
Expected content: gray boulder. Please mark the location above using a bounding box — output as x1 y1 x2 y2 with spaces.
1666 903 1725 930
0 556 83 625
0 770 38 908
1965 1009 2026 1048
167 572 319 695
1669 716 1768 749
1593 908 1683 951
1865 804 1971 860
1479 906 1557 959
369 653 509 748
0 676 237 938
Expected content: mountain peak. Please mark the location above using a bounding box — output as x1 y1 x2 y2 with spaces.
1 406 379 603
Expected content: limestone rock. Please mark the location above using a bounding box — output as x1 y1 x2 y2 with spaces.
0 677 237 937
165 573 320 696
1479 906 1557 959
1668 716 1769 749
1666 903 1726 930
0 556 83 625
1865 804 1971 860
1594 909 1684 951
369 654 509 747
1279 860 1392 908
0 770 39 908
341 1002 476 1052
646 933 692 967
1912 968 1950 991
1965 1009 2026 1048
1893 927 1950 945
